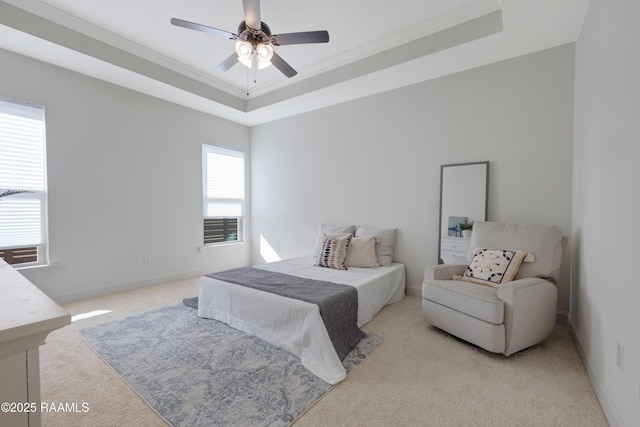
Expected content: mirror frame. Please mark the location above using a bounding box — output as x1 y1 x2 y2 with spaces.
437 161 489 264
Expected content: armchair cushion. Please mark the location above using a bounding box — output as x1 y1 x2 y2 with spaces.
422 279 504 324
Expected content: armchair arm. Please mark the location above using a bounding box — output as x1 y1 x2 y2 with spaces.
497 277 557 356
424 264 466 281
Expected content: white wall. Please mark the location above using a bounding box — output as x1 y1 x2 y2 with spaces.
0 48 251 302
250 44 575 313
572 0 640 425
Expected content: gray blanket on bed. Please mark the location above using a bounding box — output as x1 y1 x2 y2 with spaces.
206 267 365 361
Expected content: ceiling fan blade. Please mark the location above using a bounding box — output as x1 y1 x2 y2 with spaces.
171 18 237 40
216 52 238 72
272 30 329 46
270 51 297 78
242 0 261 30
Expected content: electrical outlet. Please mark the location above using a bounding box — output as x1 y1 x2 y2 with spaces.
616 342 624 371
143 254 151 264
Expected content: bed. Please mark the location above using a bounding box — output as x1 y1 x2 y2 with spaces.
197 254 405 385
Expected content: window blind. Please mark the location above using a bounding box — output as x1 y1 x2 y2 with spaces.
0 98 46 250
202 144 244 242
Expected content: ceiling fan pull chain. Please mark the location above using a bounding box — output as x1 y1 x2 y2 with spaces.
246 65 250 96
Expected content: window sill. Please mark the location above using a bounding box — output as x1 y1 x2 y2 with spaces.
198 241 249 254
15 263 62 277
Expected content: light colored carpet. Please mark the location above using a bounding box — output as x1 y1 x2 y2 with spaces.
40 278 608 427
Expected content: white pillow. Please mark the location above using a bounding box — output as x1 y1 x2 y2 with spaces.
355 227 397 267
313 224 355 257
346 236 379 268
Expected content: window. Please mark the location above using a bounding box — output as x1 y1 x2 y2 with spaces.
0 97 47 266
202 144 245 244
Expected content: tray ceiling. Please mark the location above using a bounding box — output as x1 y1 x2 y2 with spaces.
0 0 589 125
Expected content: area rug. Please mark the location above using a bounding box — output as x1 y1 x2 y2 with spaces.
80 302 383 427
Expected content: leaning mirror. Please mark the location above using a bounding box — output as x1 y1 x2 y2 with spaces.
438 161 489 264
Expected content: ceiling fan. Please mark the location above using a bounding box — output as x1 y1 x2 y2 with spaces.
171 0 329 78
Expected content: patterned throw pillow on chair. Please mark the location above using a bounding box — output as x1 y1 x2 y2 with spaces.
458 248 529 287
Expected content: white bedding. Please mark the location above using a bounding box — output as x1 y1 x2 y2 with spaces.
197 255 405 384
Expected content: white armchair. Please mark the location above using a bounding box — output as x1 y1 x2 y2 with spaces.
422 221 566 356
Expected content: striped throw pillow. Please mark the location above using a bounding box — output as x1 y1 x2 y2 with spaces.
315 233 353 270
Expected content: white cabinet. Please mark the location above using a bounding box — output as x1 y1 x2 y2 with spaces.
440 236 471 264
0 260 70 427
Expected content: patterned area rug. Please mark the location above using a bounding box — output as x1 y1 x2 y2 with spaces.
80 302 383 427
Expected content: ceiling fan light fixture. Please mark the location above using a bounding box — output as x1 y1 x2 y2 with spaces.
172 0 329 78
257 60 272 70
237 56 253 68
256 43 273 61
256 43 273 69
235 40 253 68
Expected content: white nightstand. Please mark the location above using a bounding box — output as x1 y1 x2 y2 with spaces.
440 236 471 264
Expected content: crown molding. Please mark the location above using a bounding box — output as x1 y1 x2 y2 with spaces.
245 0 502 97
1 0 247 99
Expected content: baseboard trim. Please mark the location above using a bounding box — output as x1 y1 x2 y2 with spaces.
51 263 245 304
568 319 620 427
405 286 421 297
556 310 568 325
